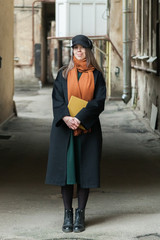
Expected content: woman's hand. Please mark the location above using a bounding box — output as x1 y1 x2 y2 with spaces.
74 117 81 126
63 116 81 130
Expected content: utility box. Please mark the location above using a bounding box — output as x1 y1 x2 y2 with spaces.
56 0 107 37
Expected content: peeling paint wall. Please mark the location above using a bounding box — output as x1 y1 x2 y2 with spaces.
0 0 14 124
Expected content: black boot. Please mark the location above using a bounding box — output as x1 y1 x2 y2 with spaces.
62 208 73 233
73 208 85 233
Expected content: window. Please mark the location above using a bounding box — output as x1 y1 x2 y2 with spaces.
134 0 160 75
157 0 160 75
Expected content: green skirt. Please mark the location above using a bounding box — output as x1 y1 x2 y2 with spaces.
67 131 81 185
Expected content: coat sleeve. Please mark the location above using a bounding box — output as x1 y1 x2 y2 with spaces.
52 71 70 127
75 71 106 130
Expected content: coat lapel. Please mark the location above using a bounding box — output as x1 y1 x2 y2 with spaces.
61 77 68 104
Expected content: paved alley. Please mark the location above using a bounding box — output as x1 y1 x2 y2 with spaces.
1 85 160 240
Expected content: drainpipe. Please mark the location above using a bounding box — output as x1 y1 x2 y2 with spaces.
122 0 132 104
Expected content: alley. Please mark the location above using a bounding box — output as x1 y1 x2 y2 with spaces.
1 84 160 240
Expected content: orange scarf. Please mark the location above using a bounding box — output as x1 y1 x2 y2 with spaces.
67 56 95 136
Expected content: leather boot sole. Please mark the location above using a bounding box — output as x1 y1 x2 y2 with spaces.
62 226 73 233
73 226 85 233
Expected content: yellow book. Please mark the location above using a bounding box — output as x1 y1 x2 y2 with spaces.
68 96 88 130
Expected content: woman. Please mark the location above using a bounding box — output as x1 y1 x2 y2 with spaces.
45 34 106 233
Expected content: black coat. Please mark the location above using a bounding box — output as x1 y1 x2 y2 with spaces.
45 69 106 188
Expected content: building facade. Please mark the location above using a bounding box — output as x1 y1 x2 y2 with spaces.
131 0 160 132
14 0 55 84
14 0 41 82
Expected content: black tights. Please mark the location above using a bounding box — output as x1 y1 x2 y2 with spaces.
61 185 89 210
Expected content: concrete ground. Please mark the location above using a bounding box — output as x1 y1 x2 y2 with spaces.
1 81 160 240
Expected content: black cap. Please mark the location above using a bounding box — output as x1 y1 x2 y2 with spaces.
71 35 93 49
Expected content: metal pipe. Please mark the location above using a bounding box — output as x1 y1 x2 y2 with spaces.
94 45 106 56
131 65 157 74
122 0 132 104
106 41 111 98
15 64 33 68
14 6 41 9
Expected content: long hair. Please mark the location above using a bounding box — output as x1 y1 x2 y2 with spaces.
62 48 103 79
